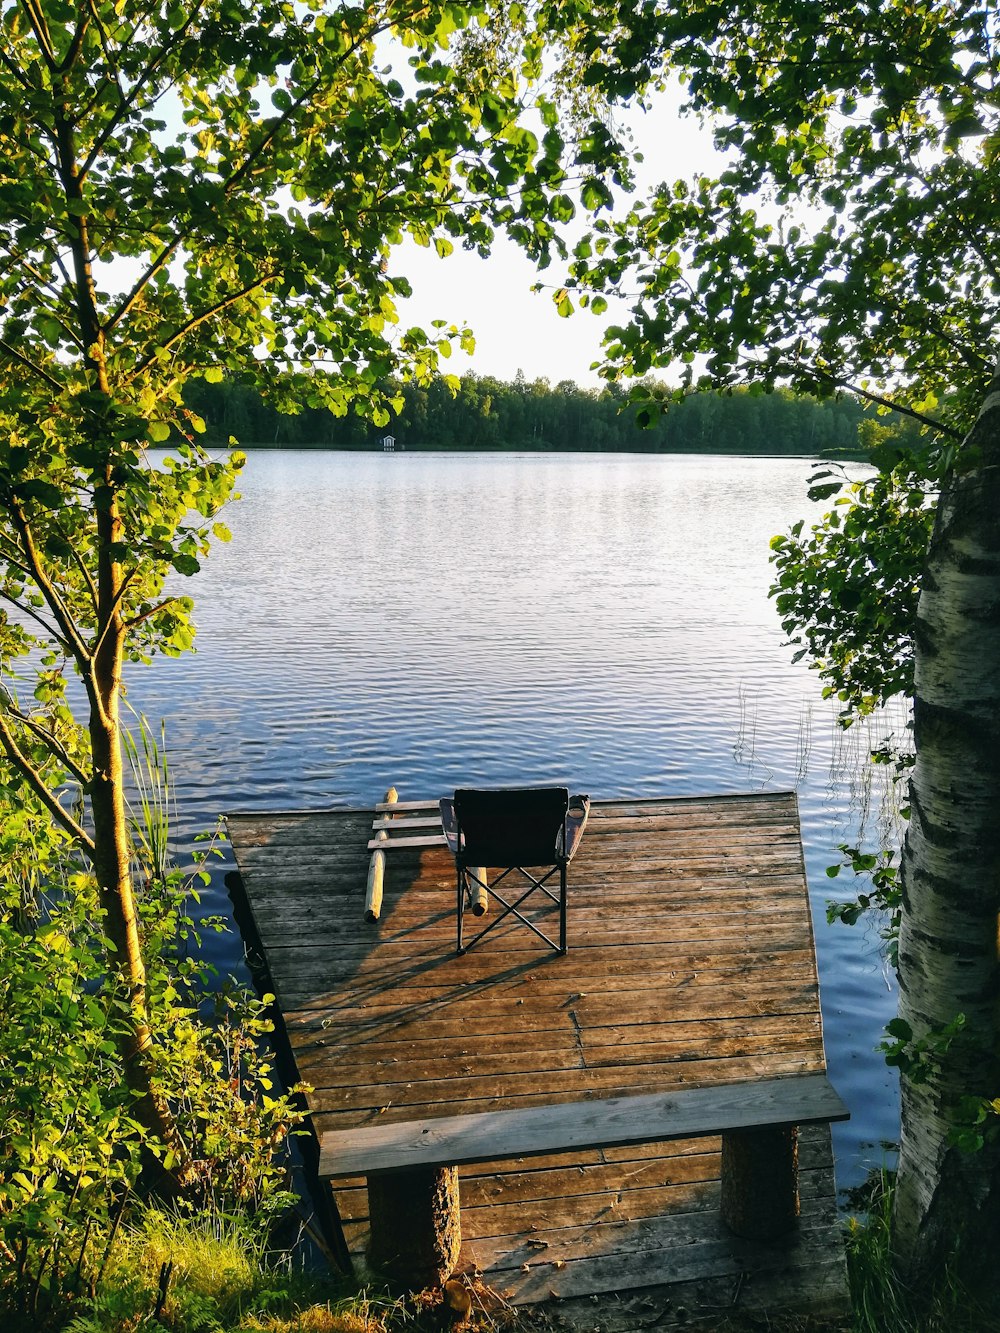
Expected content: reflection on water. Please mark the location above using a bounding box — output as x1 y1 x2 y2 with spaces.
127 449 902 1190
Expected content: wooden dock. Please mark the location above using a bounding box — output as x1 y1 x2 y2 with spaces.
226 792 849 1327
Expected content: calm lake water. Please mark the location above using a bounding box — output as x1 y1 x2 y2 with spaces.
129 449 901 1193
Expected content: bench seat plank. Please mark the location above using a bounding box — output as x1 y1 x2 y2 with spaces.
318 1072 847 1179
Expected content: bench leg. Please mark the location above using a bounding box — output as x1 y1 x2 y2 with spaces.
367 1166 461 1289
720 1125 799 1240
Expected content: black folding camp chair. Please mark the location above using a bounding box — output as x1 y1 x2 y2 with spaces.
439 786 590 955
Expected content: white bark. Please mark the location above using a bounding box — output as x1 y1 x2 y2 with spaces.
892 370 1000 1286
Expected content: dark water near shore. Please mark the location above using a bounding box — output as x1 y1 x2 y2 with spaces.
128 449 901 1193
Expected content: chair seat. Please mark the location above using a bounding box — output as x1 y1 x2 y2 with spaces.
439 787 590 955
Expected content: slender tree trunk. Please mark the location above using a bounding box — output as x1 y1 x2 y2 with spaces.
892 367 1000 1292
46 84 190 1180
89 485 191 1182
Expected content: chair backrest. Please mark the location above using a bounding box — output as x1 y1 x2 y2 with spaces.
454 786 569 866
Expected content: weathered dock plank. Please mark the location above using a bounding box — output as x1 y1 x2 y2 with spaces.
226 792 848 1324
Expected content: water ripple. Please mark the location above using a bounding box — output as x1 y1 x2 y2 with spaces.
128 449 898 1190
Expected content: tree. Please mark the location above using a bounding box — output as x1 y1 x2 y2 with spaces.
565 0 1000 1289
0 0 634 1182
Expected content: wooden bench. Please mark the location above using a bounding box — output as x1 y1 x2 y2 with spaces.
318 1071 849 1289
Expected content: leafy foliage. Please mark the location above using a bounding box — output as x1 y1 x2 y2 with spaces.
769 457 935 722
0 761 306 1326
558 0 995 852
569 1 996 436
565 0 1000 1275
826 843 902 966
0 878 140 1321
555 0 997 769
0 0 651 1180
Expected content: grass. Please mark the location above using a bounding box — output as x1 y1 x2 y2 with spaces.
10 1178 1000 1333
22 1205 527 1333
34 1207 381 1333
843 1171 1000 1333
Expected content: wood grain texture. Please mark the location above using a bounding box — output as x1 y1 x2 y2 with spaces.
318 1073 847 1177
226 792 848 1317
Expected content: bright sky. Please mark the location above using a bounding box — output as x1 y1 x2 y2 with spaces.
394 87 727 387
92 71 724 390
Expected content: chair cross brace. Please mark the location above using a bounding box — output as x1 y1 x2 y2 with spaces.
458 861 567 955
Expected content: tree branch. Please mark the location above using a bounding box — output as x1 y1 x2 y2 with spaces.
123 595 182 629
910 308 992 377
104 236 182 334
904 150 1000 294
808 366 965 441
6 500 93 669
0 340 64 391
0 710 95 853
0 692 92 790
2 246 73 301
106 4 390 335
0 40 34 93
80 0 208 179
128 278 275 379
51 518 100 615
59 8 92 73
18 0 57 68
0 587 61 643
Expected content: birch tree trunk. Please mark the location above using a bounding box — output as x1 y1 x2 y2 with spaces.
892 367 1000 1290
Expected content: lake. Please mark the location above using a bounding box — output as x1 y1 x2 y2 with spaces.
128 448 901 1194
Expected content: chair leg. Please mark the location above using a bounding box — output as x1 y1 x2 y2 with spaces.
559 862 567 953
456 867 465 955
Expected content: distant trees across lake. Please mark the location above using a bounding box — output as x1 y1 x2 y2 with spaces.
183 372 902 457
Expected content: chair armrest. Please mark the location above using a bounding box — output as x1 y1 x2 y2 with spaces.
559 794 590 860
439 797 461 856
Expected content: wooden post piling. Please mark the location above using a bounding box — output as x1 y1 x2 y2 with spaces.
367 1165 461 1288
720 1124 800 1240
365 786 397 923
468 869 488 916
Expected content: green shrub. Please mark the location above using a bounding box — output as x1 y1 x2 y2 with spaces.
0 744 308 1327
0 878 143 1324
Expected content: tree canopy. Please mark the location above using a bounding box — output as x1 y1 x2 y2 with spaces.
573 0 995 435
0 0 641 1180
564 0 1000 1292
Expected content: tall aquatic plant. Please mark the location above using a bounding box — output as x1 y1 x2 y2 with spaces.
122 712 173 889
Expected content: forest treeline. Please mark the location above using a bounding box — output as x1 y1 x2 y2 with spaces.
182 371 891 456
